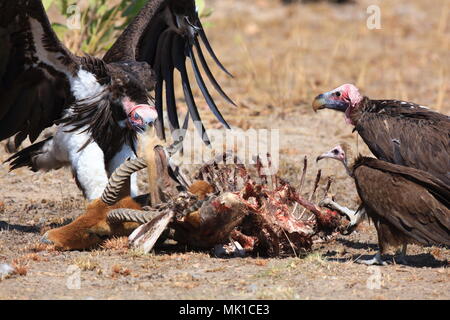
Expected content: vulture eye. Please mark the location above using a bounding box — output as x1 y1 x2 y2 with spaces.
332 149 339 155
335 92 341 97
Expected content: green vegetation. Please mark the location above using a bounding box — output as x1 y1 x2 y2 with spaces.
44 0 211 56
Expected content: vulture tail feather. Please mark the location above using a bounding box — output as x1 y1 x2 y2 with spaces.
6 137 52 171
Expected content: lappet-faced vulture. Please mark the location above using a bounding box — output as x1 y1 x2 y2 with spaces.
0 0 234 200
317 143 450 265
312 84 450 185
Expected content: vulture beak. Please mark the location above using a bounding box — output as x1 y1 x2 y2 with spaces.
312 94 327 112
316 149 340 163
312 92 348 113
316 152 332 163
127 104 158 133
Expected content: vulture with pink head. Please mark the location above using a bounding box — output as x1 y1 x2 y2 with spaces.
312 84 450 185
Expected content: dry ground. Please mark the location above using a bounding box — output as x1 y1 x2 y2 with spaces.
0 0 449 299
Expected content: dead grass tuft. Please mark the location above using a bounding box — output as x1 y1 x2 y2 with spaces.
73 257 99 271
253 258 269 266
11 259 28 276
111 264 131 277
101 237 129 252
23 242 56 253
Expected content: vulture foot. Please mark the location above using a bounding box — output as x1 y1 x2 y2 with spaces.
393 245 408 265
393 255 409 266
356 253 388 266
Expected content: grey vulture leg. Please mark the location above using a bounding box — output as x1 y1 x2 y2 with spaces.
394 244 408 265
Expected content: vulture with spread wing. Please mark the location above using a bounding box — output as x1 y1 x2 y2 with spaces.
317 143 450 265
0 0 233 200
312 84 450 185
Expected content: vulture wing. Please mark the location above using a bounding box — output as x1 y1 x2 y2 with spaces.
354 157 450 246
0 0 79 147
356 100 450 184
103 0 234 144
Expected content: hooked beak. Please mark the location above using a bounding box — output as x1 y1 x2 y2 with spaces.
312 92 348 113
128 105 158 132
316 151 336 163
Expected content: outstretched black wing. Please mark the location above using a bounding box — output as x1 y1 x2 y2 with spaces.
0 0 79 148
104 0 235 144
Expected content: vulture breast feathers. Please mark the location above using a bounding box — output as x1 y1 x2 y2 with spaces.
353 157 450 246
0 0 234 153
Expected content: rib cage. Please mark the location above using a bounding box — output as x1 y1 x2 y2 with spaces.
101 157 148 205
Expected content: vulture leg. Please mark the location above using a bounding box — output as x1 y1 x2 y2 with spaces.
394 244 408 265
356 252 388 266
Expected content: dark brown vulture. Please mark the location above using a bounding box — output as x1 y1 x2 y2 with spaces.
0 0 234 200
317 143 450 265
312 84 450 185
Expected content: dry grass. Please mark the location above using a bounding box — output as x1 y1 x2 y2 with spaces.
207 0 449 115
73 257 99 271
101 237 130 252
111 264 131 277
11 260 28 276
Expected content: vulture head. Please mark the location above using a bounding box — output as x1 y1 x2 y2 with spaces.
312 84 363 124
106 62 158 133
316 143 353 176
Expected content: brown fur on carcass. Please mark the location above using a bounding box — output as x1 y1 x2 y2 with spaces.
44 197 142 250
188 180 214 200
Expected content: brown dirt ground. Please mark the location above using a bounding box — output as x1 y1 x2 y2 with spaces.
0 0 449 300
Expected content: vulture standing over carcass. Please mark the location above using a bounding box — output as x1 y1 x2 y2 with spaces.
317 143 450 265
0 0 234 200
312 84 450 185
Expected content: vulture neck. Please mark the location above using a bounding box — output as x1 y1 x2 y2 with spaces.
348 97 371 126
342 158 354 178
341 144 356 178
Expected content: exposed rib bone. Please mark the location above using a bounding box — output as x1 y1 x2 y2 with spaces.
300 169 321 219
298 156 308 194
